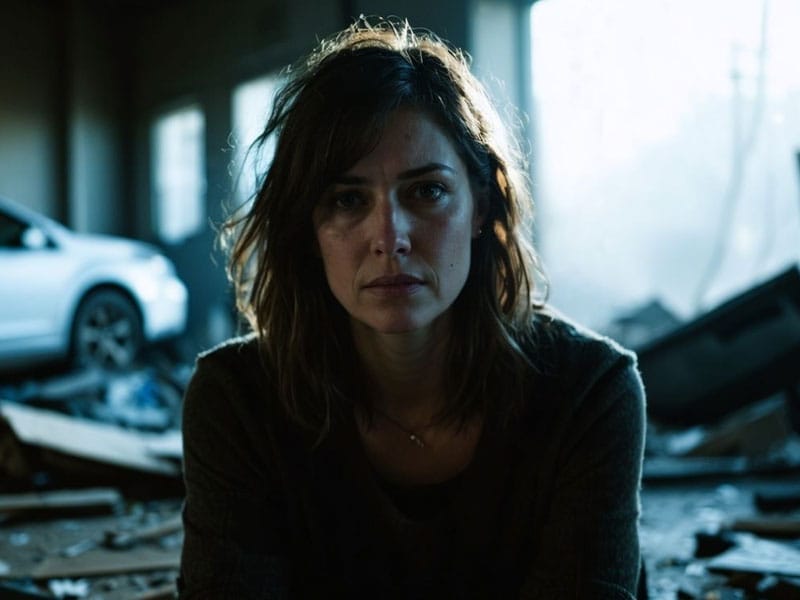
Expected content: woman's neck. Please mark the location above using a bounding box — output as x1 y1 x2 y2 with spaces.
351 317 450 424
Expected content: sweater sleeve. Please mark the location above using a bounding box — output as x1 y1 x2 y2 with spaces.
520 348 646 600
178 344 290 599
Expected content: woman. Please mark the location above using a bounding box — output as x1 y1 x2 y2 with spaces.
179 18 646 599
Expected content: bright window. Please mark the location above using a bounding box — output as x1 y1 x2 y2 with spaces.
530 0 800 330
231 74 279 206
151 106 206 244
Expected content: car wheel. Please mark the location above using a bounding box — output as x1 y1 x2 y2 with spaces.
71 289 143 369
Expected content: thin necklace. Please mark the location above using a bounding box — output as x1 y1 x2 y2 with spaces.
373 406 430 449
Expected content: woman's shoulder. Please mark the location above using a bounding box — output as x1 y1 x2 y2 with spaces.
194 333 280 388
522 307 643 406
504 309 646 454
185 333 275 418
527 308 636 370
196 332 262 368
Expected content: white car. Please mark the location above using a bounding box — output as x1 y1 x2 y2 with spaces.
0 197 188 370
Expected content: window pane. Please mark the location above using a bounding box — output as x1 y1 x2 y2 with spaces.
151 106 206 244
231 74 279 206
530 0 800 330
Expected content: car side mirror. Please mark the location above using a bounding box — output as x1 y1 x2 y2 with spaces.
21 227 48 250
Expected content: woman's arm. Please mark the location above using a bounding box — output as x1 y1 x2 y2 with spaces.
521 353 646 600
178 347 290 599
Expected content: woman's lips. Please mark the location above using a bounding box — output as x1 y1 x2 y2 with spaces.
363 274 425 296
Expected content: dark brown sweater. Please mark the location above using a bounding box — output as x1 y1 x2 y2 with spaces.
178 315 646 599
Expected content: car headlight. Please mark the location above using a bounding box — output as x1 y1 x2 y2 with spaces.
145 254 175 276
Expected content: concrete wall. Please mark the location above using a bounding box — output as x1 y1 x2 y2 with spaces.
67 1 128 234
0 0 130 234
0 0 63 219
130 0 346 233
128 0 347 351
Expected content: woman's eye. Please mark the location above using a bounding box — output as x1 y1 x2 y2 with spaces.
411 182 447 202
332 191 366 211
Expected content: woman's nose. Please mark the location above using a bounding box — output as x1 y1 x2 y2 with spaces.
369 199 411 257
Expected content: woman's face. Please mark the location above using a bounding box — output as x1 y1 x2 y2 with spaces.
313 108 483 337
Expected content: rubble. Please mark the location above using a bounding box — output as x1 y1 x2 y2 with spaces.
643 394 800 481
626 269 800 598
0 363 185 493
707 533 800 578
0 402 181 478
0 362 186 598
755 485 800 513
637 265 800 426
602 298 682 349
0 499 183 597
728 516 800 539
0 489 122 520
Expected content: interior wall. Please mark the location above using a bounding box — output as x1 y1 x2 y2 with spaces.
0 0 62 219
0 0 130 235
129 0 347 350
68 0 128 234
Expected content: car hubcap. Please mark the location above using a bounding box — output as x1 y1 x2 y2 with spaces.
79 304 136 368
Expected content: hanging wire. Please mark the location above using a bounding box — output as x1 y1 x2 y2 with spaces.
692 0 769 311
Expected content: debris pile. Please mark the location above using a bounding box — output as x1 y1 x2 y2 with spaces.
0 362 188 598
0 489 182 599
632 265 800 599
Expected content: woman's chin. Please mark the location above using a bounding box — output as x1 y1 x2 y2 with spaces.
357 319 425 336
349 310 452 338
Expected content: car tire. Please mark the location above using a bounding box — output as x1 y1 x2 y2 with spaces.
71 289 143 369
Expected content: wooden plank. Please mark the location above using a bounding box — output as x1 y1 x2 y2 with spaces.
143 430 183 461
104 513 183 549
729 516 800 538
58 513 184 558
0 488 121 514
30 546 180 579
0 402 180 476
642 455 749 480
684 397 791 458
134 583 179 600
708 535 800 577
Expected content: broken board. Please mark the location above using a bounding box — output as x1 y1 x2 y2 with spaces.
0 402 180 476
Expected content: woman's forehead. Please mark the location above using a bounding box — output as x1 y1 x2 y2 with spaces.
332 108 466 180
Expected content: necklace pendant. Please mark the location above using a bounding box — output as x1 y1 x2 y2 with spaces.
409 434 425 448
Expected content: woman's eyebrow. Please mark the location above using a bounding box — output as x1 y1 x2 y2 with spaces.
331 163 457 186
397 163 456 180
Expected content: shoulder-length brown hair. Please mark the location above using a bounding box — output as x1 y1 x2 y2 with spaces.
223 18 546 438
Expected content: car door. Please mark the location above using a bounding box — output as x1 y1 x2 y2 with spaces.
0 210 77 359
